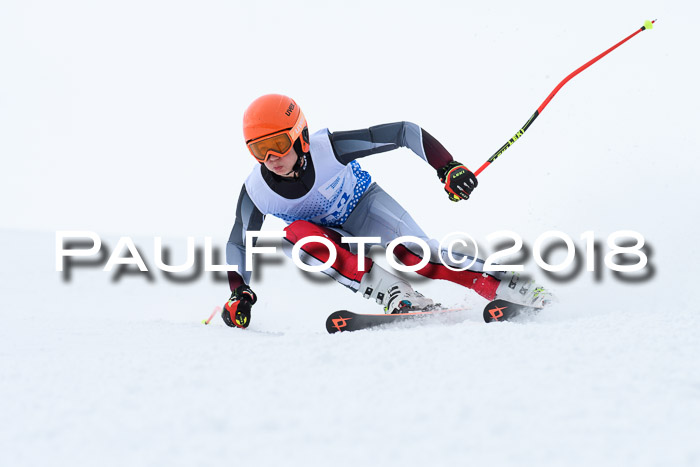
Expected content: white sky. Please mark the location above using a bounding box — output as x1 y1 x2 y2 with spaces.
1 0 697 246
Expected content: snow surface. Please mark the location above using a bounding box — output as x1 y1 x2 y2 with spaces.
2 1 700 466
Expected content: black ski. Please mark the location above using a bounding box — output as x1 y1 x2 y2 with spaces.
326 307 467 333
482 299 541 323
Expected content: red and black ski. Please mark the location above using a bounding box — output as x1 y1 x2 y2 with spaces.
482 299 542 323
326 300 544 332
326 307 468 333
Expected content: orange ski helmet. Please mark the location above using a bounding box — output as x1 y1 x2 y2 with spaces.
243 94 310 163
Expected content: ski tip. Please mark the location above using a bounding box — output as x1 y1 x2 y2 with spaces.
326 310 356 334
484 300 508 323
483 299 542 323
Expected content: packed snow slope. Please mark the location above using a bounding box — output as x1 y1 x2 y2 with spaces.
2 232 699 467
2 0 700 466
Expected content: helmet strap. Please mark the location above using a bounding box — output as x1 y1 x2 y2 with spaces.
290 137 308 176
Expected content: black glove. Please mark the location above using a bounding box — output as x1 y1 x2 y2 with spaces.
437 161 478 202
222 284 257 329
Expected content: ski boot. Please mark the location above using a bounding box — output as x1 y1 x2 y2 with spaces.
494 271 555 308
359 264 435 314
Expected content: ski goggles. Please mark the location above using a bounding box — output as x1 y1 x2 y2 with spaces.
246 112 307 163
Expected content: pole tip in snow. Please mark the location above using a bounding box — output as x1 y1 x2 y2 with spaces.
202 306 221 325
643 20 654 30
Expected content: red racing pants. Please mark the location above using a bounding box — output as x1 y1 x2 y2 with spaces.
283 220 499 300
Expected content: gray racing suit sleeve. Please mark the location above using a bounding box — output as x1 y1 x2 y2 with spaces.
226 184 265 289
328 121 454 170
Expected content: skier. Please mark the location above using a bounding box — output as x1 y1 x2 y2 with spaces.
222 94 551 328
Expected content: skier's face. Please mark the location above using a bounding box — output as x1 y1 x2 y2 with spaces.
263 145 298 177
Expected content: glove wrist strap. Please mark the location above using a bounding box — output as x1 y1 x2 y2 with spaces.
437 160 464 182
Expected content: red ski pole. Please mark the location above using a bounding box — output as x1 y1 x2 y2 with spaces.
473 20 656 178
202 306 222 325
